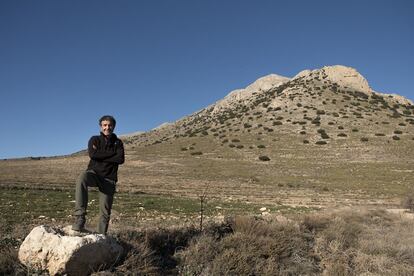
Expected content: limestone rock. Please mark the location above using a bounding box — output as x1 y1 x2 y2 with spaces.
212 74 290 113
294 65 372 92
18 225 123 276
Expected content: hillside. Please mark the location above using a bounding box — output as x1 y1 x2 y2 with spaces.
1 65 413 209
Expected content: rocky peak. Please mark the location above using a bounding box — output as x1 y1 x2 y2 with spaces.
212 74 290 114
294 65 371 93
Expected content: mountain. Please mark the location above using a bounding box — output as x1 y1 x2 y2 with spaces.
123 65 413 148
1 65 413 209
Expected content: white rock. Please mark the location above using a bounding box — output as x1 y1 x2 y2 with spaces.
18 225 123 276
293 65 371 92
260 207 267 212
212 74 290 114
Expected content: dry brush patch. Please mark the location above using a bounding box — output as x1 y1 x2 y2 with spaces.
3 207 414 275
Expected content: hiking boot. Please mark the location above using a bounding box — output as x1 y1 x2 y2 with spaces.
72 215 86 232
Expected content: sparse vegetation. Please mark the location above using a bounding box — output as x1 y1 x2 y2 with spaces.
2 67 414 274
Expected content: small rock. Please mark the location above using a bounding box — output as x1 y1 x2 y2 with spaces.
260 207 267 212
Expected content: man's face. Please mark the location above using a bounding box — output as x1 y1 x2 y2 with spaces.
100 120 114 136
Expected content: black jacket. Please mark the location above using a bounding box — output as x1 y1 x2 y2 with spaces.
87 133 125 181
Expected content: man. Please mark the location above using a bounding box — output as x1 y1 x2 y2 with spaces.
72 115 125 234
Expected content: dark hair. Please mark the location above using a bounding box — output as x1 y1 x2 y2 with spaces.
99 115 116 127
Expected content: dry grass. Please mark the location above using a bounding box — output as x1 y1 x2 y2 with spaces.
308 208 414 275
176 216 320 275
175 209 414 276
0 221 36 275
0 245 23 275
114 225 202 275
401 188 414 212
3 206 414 275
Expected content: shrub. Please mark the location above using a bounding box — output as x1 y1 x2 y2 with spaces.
311 118 321 125
191 151 203 155
258 155 270 161
316 141 327 145
321 133 330 139
402 191 414 212
228 144 235 148
116 225 201 275
236 145 244 149
303 140 310 144
337 133 347 137
392 135 400 140
273 121 283 126
375 133 385 136
257 145 266 149
231 139 240 143
360 137 369 142
176 217 319 275
394 130 403 134
0 243 25 275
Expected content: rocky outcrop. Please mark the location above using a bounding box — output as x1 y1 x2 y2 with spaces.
293 65 372 92
18 225 124 276
212 74 290 114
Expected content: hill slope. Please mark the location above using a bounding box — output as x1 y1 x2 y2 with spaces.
1 65 413 209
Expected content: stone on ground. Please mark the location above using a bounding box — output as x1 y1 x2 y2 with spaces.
18 225 123 276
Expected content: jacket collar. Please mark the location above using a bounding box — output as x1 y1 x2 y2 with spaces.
100 132 117 141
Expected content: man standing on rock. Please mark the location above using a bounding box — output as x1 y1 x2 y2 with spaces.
73 115 125 234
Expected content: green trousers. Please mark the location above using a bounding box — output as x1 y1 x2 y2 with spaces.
74 170 116 234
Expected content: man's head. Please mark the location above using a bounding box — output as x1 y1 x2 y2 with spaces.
99 115 116 136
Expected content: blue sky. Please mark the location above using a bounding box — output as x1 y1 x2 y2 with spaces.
1 0 413 159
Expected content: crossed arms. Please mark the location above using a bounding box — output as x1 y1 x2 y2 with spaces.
88 136 125 164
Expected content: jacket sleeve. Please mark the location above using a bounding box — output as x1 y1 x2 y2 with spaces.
88 137 116 161
102 140 125 164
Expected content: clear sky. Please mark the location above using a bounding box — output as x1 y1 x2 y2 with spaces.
1 0 413 159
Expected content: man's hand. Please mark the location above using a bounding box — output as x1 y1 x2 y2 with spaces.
93 144 97 150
